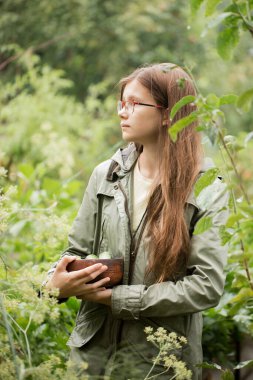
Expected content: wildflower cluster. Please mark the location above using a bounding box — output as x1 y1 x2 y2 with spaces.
31 124 75 179
33 213 70 250
0 262 81 380
0 167 17 234
144 326 192 380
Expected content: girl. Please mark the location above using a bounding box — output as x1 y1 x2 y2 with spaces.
45 63 229 379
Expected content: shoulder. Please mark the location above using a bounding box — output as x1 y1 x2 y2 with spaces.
87 159 113 188
86 159 116 196
197 178 228 210
188 157 229 211
92 159 113 178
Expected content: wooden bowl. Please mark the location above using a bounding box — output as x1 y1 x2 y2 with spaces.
67 258 124 287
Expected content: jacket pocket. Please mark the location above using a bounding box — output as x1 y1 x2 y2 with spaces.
67 312 106 348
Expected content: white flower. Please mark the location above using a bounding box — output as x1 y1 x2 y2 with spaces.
0 167 8 177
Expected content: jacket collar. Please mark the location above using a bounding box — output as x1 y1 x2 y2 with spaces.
106 143 139 181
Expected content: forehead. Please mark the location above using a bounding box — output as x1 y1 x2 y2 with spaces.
122 79 154 101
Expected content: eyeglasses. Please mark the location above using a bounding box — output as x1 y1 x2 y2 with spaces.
117 100 165 114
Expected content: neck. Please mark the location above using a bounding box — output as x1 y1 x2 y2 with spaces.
138 142 160 180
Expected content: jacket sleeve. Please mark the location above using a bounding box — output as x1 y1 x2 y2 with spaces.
111 180 230 320
45 167 99 281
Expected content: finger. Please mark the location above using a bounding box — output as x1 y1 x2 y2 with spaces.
76 287 106 297
73 264 108 281
76 277 110 295
56 255 77 272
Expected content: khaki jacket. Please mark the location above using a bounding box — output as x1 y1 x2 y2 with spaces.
49 143 229 379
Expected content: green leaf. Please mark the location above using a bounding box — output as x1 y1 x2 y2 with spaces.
205 0 222 16
206 12 237 29
190 0 205 15
232 274 249 289
169 112 198 142
64 180 82 196
206 93 220 107
220 94 238 105
43 177 62 195
238 204 253 216
221 369 234 380
18 163 34 179
226 213 243 228
170 95 196 121
196 362 222 370
217 27 240 60
219 225 233 245
237 88 253 112
195 125 206 132
244 131 253 145
194 168 219 197
234 360 253 370
9 220 30 237
193 216 213 235
229 288 253 304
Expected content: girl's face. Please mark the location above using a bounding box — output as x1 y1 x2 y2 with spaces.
118 79 163 146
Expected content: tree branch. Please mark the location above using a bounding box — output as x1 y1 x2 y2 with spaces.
0 32 74 71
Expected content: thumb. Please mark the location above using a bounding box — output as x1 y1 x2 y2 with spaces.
56 255 77 272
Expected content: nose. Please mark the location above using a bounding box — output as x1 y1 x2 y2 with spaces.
118 107 128 118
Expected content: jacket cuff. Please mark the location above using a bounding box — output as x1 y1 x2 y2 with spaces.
111 284 146 320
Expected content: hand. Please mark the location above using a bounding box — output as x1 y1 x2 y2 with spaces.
76 288 112 306
45 255 110 299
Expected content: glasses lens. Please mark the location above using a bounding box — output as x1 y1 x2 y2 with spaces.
128 102 134 113
117 100 134 113
117 100 122 113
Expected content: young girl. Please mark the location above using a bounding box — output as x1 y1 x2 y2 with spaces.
45 63 229 379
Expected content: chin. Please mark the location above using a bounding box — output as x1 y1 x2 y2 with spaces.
122 134 133 143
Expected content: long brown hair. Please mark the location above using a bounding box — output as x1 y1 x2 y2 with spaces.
119 63 203 282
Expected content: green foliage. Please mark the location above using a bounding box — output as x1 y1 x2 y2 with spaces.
0 264 81 379
169 112 198 142
237 88 253 112
0 0 206 99
168 69 253 376
217 26 240 60
234 359 253 369
194 168 220 197
193 216 213 235
170 95 196 121
190 0 205 14
205 0 222 17
190 0 253 60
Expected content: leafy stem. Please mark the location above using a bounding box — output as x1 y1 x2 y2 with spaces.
232 0 253 37
218 137 253 289
7 312 32 367
144 352 162 380
0 294 21 379
217 129 250 205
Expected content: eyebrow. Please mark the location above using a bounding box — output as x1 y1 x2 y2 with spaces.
122 95 142 102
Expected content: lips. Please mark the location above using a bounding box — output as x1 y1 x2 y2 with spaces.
121 124 130 128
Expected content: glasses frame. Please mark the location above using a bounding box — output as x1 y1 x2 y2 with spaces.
117 100 166 114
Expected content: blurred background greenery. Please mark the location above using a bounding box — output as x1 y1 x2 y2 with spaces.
0 1 253 379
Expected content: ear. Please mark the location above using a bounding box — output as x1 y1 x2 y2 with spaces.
162 120 167 127
162 110 170 127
